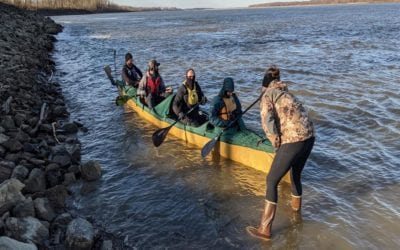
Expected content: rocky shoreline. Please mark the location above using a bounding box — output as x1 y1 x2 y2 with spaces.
0 3 113 249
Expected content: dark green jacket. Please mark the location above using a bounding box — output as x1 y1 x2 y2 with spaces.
209 78 245 128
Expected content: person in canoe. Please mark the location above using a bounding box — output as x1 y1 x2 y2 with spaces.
209 77 245 130
121 52 143 87
138 59 172 108
172 68 208 126
246 65 315 241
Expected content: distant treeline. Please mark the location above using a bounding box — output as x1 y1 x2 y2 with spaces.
0 0 179 12
249 0 400 7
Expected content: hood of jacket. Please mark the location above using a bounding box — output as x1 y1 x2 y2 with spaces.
218 77 235 97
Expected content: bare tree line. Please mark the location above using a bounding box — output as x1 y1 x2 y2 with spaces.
1 0 113 10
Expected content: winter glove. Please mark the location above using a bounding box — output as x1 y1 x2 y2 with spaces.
178 112 185 120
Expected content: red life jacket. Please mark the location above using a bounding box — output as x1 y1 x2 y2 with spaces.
147 76 161 95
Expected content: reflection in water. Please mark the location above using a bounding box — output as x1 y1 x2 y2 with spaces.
53 4 400 248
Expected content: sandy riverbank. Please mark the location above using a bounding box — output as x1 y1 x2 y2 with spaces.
0 2 118 249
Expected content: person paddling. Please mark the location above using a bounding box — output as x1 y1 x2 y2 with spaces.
209 77 245 130
172 68 208 126
138 59 171 108
246 65 315 241
121 52 142 87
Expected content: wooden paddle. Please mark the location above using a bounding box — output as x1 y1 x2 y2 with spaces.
152 104 200 147
104 65 116 86
201 92 264 158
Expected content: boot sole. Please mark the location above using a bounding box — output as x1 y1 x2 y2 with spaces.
246 226 271 241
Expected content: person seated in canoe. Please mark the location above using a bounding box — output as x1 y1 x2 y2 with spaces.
137 59 172 108
172 68 208 126
209 77 245 130
121 52 143 88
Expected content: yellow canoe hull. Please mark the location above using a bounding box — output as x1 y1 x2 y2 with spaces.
124 97 290 184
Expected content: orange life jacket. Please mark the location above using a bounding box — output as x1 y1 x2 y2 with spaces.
219 97 237 121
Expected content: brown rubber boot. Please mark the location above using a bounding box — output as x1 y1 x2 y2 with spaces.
291 195 301 212
246 201 277 241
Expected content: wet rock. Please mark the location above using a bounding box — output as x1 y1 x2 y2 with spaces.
52 105 68 117
80 161 102 181
0 126 5 133
0 116 16 130
51 212 72 232
5 216 49 245
11 165 29 182
21 124 32 133
12 197 35 218
68 165 80 175
65 218 94 250
0 236 37 250
3 138 23 152
45 185 68 209
0 178 25 215
60 123 78 134
28 117 38 127
34 198 56 222
50 145 72 167
24 168 46 193
68 144 81 164
5 153 22 163
63 173 76 186
46 169 64 188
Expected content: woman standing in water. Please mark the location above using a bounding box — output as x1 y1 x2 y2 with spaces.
247 65 315 241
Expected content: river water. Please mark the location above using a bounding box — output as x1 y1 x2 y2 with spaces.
52 4 400 249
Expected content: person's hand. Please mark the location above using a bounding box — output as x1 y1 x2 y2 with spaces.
270 134 281 148
165 86 173 93
200 96 207 105
178 112 185 120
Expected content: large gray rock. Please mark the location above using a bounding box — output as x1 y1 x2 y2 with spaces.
33 197 55 222
24 168 46 193
0 179 25 215
50 145 71 167
11 165 29 182
60 123 78 134
65 218 94 250
0 236 37 250
16 129 31 143
80 161 102 181
5 216 49 245
12 197 35 218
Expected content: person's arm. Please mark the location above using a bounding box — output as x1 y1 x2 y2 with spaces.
159 77 166 95
260 93 280 148
172 86 185 116
122 67 135 86
196 82 207 104
137 75 147 97
210 97 229 127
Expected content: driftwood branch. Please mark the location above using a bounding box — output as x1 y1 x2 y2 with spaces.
29 102 48 135
52 122 60 144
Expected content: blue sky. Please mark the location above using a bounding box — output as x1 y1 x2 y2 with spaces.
114 0 278 8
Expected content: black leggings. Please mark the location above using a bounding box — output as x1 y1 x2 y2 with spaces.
266 137 315 203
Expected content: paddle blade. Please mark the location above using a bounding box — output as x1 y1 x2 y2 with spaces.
201 137 218 158
152 126 172 147
115 95 130 106
104 65 116 85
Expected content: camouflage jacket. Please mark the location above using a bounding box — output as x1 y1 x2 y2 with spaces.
260 80 314 147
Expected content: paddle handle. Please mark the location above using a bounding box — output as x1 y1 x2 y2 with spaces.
218 92 264 136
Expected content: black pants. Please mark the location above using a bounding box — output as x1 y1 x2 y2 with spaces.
266 137 315 203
